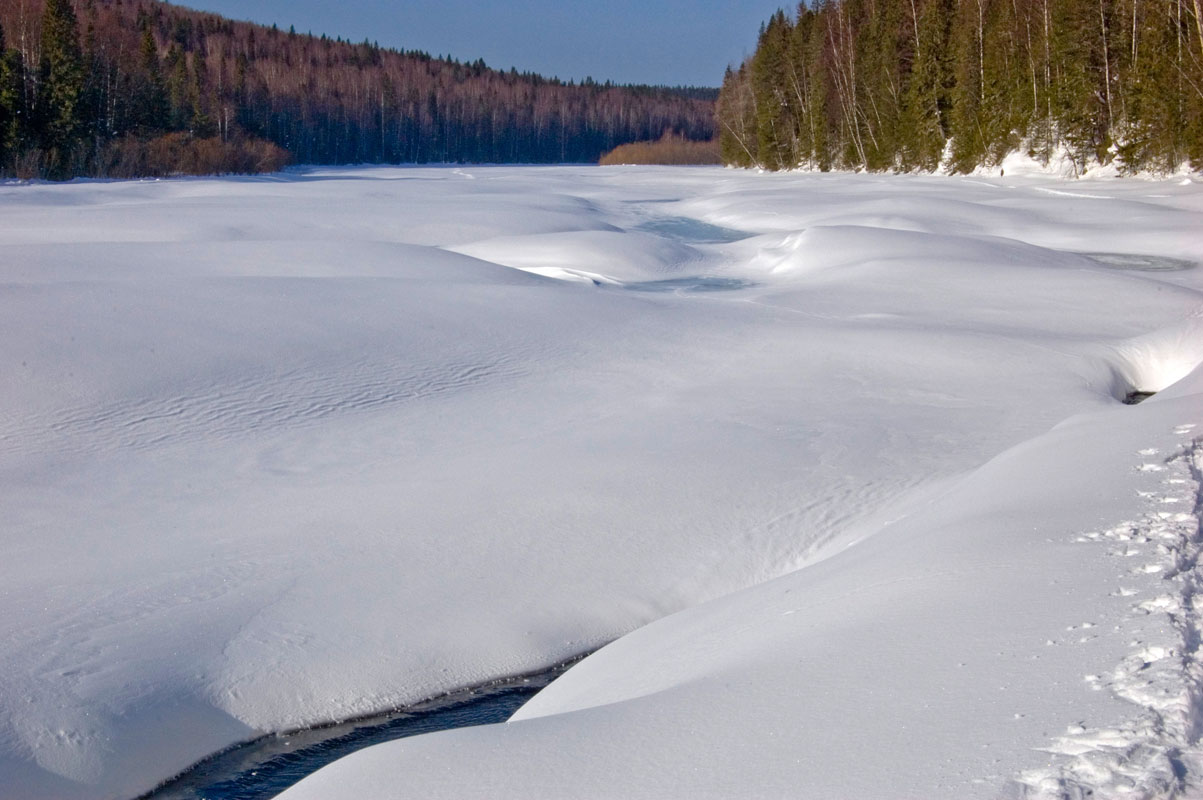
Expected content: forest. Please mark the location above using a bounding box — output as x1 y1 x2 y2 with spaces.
717 0 1203 174
0 0 716 179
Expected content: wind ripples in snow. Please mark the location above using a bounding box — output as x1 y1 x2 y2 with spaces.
2 356 527 459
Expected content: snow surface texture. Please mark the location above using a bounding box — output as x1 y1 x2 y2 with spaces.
1 167 1201 800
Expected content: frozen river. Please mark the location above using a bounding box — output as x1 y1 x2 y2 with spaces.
1 166 1202 799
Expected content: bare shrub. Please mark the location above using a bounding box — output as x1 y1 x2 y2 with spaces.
599 132 720 165
96 134 291 179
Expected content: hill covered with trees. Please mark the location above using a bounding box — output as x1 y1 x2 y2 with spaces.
0 0 716 179
718 0 1203 174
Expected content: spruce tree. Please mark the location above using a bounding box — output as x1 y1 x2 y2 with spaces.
136 24 170 134
166 46 191 130
39 0 86 177
190 49 216 139
978 0 1026 164
947 0 987 172
0 21 20 171
1049 0 1107 171
752 12 795 169
1183 0 1203 168
79 0 110 154
790 5 829 169
1117 0 1182 171
899 0 953 170
855 0 905 169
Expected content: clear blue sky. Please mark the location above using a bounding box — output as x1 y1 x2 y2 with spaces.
180 0 779 87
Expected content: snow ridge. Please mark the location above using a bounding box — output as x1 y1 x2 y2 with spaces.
1011 428 1203 799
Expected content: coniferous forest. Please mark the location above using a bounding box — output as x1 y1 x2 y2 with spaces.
718 0 1203 174
0 0 716 179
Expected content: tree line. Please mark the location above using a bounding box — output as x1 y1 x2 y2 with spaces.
0 0 717 179
717 0 1203 174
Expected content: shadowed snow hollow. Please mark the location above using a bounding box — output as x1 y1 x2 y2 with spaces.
1106 312 1203 397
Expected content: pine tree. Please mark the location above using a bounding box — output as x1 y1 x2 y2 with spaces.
38 0 86 176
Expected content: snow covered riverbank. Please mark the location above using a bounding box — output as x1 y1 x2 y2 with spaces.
2 166 1201 799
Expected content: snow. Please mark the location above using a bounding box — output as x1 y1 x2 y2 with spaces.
1 166 1201 800
968 144 1199 181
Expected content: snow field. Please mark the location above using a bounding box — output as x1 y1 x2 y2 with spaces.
1 166 1201 799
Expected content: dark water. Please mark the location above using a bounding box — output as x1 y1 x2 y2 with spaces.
1124 391 1156 405
633 216 752 244
137 661 578 800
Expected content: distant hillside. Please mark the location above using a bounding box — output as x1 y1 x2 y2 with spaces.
0 0 716 178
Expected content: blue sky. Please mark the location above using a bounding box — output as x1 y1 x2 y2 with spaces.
181 1 778 87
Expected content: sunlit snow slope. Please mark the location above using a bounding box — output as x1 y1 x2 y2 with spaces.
2 167 1201 800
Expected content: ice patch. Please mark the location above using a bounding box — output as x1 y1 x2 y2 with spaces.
1080 253 1195 272
631 216 752 244
616 276 754 294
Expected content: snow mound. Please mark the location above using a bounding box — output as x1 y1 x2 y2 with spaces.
446 229 702 284
738 224 1086 278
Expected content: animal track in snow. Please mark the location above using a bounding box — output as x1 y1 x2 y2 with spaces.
1012 432 1203 799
